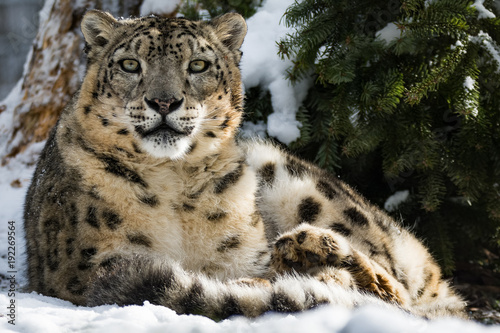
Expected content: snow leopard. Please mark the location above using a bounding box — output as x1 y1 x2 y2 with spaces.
23 10 466 320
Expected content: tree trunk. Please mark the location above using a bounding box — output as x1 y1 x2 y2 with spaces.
0 0 144 165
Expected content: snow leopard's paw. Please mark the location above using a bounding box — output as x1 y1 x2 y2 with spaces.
270 224 353 275
346 250 410 305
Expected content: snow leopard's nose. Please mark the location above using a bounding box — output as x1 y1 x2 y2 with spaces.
145 97 184 116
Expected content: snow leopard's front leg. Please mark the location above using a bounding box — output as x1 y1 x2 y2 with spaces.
270 224 410 306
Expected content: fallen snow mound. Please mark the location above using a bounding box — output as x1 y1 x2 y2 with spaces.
2 292 499 333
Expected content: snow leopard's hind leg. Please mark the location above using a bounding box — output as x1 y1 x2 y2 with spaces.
270 224 410 306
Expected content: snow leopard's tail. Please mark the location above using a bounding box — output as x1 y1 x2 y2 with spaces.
86 255 395 320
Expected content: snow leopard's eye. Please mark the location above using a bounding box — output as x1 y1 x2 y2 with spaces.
120 59 141 73
189 60 209 73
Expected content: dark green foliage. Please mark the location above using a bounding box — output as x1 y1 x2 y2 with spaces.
180 0 262 20
276 0 500 274
243 86 274 124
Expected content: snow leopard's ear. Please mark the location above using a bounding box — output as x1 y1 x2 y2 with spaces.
210 13 247 52
81 10 118 52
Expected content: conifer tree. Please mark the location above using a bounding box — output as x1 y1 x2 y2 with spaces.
180 0 261 19
276 0 500 274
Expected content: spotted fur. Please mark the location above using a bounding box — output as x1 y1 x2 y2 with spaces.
24 10 466 320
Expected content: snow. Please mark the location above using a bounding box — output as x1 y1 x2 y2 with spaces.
450 40 464 50
0 143 42 292
384 190 410 212
240 120 268 139
266 111 301 143
141 0 182 16
462 75 479 116
1 1 500 332
464 76 475 91
349 106 360 126
240 0 312 144
375 23 401 44
469 31 500 72
2 292 499 333
472 0 496 19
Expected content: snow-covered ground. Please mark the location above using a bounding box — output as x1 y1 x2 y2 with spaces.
1 0 500 331
2 292 500 333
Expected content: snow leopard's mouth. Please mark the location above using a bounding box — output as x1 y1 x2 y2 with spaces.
136 121 188 138
144 122 186 136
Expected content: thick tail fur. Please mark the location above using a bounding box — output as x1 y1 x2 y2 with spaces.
86 256 397 320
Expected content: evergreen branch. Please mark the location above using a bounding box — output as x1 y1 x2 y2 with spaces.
422 211 456 275
342 121 385 157
405 41 468 105
289 106 313 149
315 137 341 172
419 170 446 212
